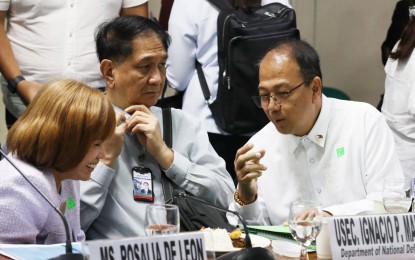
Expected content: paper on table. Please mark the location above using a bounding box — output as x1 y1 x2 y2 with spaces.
324 198 378 216
0 243 83 260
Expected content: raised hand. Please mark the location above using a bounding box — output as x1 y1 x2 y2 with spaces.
100 112 126 167
234 143 266 205
124 105 173 170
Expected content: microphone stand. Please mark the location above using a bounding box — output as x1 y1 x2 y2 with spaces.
173 190 274 260
0 149 84 260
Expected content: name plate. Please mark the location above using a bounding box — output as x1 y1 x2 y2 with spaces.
87 232 207 260
328 213 415 259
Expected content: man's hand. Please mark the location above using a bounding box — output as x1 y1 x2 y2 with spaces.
124 105 173 170
293 208 321 221
100 112 126 167
16 80 43 104
234 143 266 205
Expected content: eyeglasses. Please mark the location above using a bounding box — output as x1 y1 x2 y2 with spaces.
251 78 312 108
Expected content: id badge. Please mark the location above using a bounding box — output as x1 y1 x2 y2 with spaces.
132 166 154 203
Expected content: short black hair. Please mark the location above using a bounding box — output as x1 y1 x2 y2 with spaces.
95 15 171 63
268 39 323 83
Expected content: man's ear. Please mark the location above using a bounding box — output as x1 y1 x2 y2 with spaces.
311 76 322 100
100 59 115 89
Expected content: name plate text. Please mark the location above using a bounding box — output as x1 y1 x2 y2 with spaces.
87 232 207 260
328 213 415 259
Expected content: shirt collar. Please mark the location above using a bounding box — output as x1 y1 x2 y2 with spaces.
112 104 130 118
307 95 331 148
112 104 158 119
287 95 331 153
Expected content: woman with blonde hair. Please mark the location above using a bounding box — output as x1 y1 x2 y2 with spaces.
0 79 116 244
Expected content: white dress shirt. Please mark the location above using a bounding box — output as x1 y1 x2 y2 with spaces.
229 96 404 225
167 0 291 134
0 0 146 116
382 41 415 181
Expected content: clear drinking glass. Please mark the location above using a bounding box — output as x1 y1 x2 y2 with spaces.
288 200 323 260
382 178 412 213
144 204 180 236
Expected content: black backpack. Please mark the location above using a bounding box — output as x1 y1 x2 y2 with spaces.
196 0 300 134
161 108 236 232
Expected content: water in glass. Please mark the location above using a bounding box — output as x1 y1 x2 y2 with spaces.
146 224 179 236
144 204 179 236
289 220 321 246
288 200 322 260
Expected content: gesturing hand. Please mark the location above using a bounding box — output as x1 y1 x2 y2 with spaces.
101 112 126 167
234 143 266 205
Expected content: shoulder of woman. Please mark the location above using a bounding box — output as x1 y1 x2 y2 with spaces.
1 158 56 199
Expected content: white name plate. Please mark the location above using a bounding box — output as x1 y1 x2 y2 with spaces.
328 213 415 259
87 232 207 260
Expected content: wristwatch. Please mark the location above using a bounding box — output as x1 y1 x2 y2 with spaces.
7 75 25 93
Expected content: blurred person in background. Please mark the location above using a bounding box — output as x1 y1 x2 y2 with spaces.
381 5 415 182
381 0 415 66
0 0 148 128
378 0 414 110
167 0 291 186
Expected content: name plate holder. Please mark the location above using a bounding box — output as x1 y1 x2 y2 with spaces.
86 232 206 260
328 212 415 259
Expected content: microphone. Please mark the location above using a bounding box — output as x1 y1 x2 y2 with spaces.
0 148 84 260
172 190 274 260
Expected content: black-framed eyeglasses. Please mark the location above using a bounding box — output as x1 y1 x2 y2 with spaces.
251 77 313 108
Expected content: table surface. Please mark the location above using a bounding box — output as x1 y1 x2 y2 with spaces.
0 236 327 260
211 247 319 260
270 248 318 260
0 247 322 260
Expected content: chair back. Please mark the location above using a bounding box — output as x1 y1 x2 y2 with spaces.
322 87 351 100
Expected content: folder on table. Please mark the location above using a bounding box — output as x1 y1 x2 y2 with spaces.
247 225 293 240
246 225 316 251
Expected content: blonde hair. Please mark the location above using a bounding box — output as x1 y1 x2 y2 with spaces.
7 79 116 172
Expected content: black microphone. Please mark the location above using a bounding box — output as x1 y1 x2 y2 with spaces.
0 148 84 260
172 190 274 260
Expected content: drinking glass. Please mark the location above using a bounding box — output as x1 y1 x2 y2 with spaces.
144 204 180 236
382 178 412 213
288 200 323 260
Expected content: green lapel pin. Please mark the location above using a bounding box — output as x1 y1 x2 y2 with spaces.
67 197 76 210
336 147 345 157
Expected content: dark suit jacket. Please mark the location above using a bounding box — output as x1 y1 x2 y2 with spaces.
141 189 152 195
